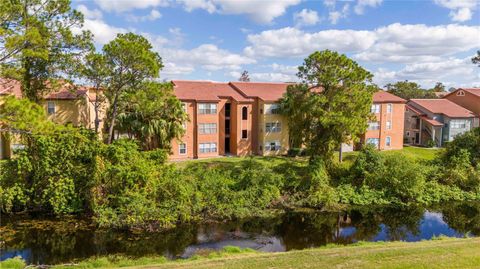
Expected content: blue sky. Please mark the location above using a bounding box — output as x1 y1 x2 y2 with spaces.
74 0 479 88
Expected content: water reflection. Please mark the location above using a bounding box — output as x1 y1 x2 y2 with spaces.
1 202 478 265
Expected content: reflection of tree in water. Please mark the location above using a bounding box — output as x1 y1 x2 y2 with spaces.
275 206 425 250
375 206 424 241
439 202 480 236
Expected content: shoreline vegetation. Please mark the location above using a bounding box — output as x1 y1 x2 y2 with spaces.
2 237 479 269
1 128 480 230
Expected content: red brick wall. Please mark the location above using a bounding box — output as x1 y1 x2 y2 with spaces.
362 103 405 150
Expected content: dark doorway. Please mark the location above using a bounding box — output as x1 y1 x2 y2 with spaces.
225 138 230 153
225 119 230 135
225 103 231 118
415 132 420 144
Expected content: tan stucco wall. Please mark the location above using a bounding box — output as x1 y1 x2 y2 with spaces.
445 91 480 127
257 100 289 156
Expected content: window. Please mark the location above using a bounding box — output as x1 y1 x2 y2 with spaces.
182 122 187 130
179 143 187 155
265 104 280 114
386 121 392 130
225 103 231 117
265 141 281 151
265 122 281 132
199 123 217 134
198 103 217 114
387 104 392 113
242 106 248 120
199 143 217 153
371 104 380 113
181 102 187 112
450 120 467 129
47 101 55 115
406 131 410 137
456 90 465 96
242 130 248 139
366 138 380 148
386 136 391 147
367 121 380 130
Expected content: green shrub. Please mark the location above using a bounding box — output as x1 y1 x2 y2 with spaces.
0 257 26 269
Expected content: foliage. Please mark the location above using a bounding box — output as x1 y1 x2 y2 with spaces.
280 50 376 160
0 256 26 269
385 80 437 100
472 50 480 67
116 81 187 150
0 0 93 102
238 70 250 82
78 52 109 133
1 127 100 214
0 95 55 134
102 33 163 144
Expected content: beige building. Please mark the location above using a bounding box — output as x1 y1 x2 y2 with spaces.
0 79 106 159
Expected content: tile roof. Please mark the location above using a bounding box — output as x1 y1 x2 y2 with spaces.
373 91 406 103
446 88 480 98
409 99 476 118
0 78 22 98
0 78 90 100
229 82 294 102
420 116 443 127
406 104 425 115
172 80 252 102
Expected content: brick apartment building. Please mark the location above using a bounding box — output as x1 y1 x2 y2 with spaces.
361 91 406 150
170 81 407 160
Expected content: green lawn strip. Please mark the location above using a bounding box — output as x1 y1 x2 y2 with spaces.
173 146 440 169
142 238 480 269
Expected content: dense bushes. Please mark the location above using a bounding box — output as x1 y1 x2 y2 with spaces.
1 127 479 229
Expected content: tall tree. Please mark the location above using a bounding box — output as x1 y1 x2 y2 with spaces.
116 82 188 150
0 0 93 102
385 81 437 100
239 70 250 82
79 52 109 134
280 50 376 162
102 33 163 144
472 50 480 67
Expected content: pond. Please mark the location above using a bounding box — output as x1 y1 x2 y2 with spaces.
1 202 479 265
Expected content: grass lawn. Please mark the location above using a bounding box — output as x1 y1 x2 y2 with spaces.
5 237 473 269
174 145 441 168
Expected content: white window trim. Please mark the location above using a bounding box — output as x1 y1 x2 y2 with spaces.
386 121 392 130
371 104 380 114
179 143 187 155
387 103 393 113
199 123 217 134
386 136 392 147
47 101 56 115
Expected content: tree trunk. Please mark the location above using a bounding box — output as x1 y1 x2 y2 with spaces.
338 145 343 163
93 87 100 134
107 92 119 144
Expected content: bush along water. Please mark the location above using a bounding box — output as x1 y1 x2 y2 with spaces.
1 128 480 229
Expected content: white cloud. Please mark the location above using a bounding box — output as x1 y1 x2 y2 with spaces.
354 0 383 15
294 9 321 27
450 7 473 21
374 57 480 88
177 0 216 13
244 23 480 63
244 27 376 58
355 23 480 63
162 62 195 76
76 19 128 44
248 72 298 82
76 4 103 20
329 3 349 24
126 9 162 22
434 0 477 22
94 0 169 12
177 0 301 24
